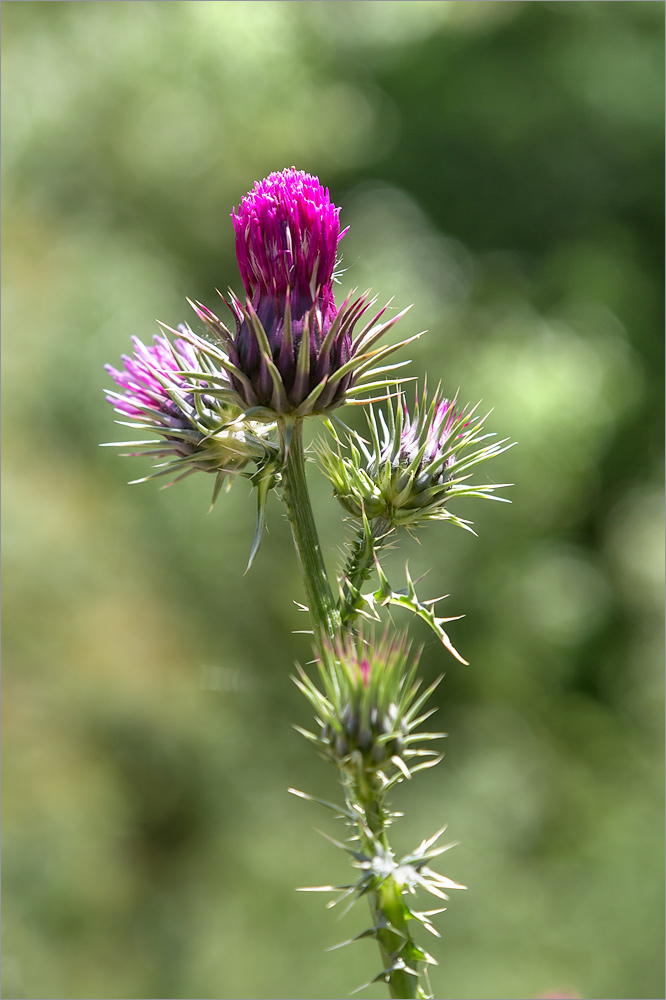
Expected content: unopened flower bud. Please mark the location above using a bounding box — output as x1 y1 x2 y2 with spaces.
295 629 442 780
319 388 513 531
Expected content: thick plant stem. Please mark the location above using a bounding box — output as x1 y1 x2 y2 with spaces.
370 886 420 1000
279 417 341 649
342 769 422 1000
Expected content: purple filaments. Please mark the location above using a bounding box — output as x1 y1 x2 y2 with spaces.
359 657 372 687
425 401 457 459
232 168 343 319
385 398 459 485
105 333 218 424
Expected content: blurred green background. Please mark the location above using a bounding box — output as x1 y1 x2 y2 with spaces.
2 3 664 999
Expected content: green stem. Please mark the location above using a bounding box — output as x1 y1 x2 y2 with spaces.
371 885 420 1000
340 516 394 628
280 420 422 997
279 417 341 649
343 770 421 1000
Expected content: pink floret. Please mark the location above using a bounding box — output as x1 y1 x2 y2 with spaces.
105 334 202 419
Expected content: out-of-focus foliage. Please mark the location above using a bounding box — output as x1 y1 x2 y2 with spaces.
2 3 663 999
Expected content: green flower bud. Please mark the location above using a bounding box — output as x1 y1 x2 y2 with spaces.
318 388 513 532
294 629 444 781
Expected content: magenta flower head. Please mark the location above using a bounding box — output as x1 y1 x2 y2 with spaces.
188 168 414 418
104 327 277 496
233 168 340 326
318 387 514 532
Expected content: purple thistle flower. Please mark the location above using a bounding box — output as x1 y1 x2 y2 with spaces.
105 332 205 422
104 329 277 491
358 656 372 687
188 167 416 418
233 168 341 320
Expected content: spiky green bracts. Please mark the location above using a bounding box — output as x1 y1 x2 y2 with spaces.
319 387 513 534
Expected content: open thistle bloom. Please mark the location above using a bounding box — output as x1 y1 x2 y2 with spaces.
104 329 277 498
294 630 444 781
187 168 416 418
319 388 513 532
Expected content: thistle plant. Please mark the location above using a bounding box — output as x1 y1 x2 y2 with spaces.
104 167 513 999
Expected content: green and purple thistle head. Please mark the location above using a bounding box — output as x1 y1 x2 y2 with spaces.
293 630 444 781
188 168 415 418
318 387 514 532
104 328 277 495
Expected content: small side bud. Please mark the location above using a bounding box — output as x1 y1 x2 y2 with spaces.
294 629 443 780
319 387 514 532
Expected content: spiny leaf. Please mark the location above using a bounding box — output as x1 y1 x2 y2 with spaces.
287 787 356 822
357 559 469 664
